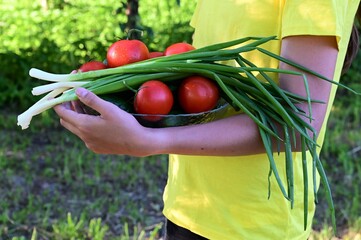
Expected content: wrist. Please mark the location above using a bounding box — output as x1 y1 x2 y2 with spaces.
140 127 173 156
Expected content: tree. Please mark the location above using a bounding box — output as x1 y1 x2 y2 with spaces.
118 0 141 39
118 0 180 39
125 0 139 31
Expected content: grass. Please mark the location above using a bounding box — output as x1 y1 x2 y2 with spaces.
0 77 360 239
0 110 168 239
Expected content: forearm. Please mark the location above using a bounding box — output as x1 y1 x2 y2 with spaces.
146 101 326 157
148 113 264 156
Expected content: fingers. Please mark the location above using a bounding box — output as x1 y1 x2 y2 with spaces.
54 103 97 140
54 88 120 126
75 88 116 117
60 101 73 110
71 101 85 113
57 111 95 151
54 103 80 124
59 117 81 136
53 104 80 135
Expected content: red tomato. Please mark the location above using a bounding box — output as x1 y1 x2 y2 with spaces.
107 39 149 68
178 76 219 113
164 42 195 56
78 61 107 72
149 51 164 58
134 80 174 120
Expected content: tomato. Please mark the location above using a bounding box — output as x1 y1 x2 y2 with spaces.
178 76 220 114
134 80 174 120
164 42 195 56
78 61 107 72
149 51 164 58
107 39 149 68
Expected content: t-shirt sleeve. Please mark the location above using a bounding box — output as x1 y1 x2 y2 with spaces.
281 0 352 46
190 0 203 28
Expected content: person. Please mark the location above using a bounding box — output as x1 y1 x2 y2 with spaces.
54 1 360 239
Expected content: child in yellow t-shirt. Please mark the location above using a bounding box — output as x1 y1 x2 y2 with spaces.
162 2 359 239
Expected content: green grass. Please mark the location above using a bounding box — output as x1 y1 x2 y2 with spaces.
1 81 360 239
0 111 168 239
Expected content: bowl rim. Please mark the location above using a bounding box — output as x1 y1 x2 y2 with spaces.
132 99 229 118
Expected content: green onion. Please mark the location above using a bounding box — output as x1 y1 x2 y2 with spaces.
301 132 309 231
18 36 360 233
32 81 89 96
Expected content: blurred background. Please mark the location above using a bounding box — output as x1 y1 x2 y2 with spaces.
0 0 360 239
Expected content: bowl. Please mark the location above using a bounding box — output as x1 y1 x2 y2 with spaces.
80 95 230 128
132 99 230 128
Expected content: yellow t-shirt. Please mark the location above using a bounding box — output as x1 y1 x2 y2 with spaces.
163 1 359 239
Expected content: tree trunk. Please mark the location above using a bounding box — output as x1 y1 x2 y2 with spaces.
126 0 140 38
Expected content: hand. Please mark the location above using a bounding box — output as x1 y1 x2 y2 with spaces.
66 70 86 114
53 88 156 156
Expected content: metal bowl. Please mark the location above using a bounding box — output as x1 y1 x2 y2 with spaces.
80 94 230 128
132 99 229 128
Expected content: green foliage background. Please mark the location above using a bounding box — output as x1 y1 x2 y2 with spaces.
0 0 196 109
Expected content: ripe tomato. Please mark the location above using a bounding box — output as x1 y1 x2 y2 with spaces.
178 76 219 113
164 42 195 56
134 80 174 120
78 61 107 72
149 51 164 58
107 39 149 68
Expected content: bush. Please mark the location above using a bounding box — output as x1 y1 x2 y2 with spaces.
0 0 196 110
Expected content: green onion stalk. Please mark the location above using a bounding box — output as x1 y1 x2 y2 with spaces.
18 36 360 233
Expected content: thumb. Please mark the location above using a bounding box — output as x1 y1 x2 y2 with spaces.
76 88 114 115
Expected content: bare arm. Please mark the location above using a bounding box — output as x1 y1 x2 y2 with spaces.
54 35 338 157
279 36 338 134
